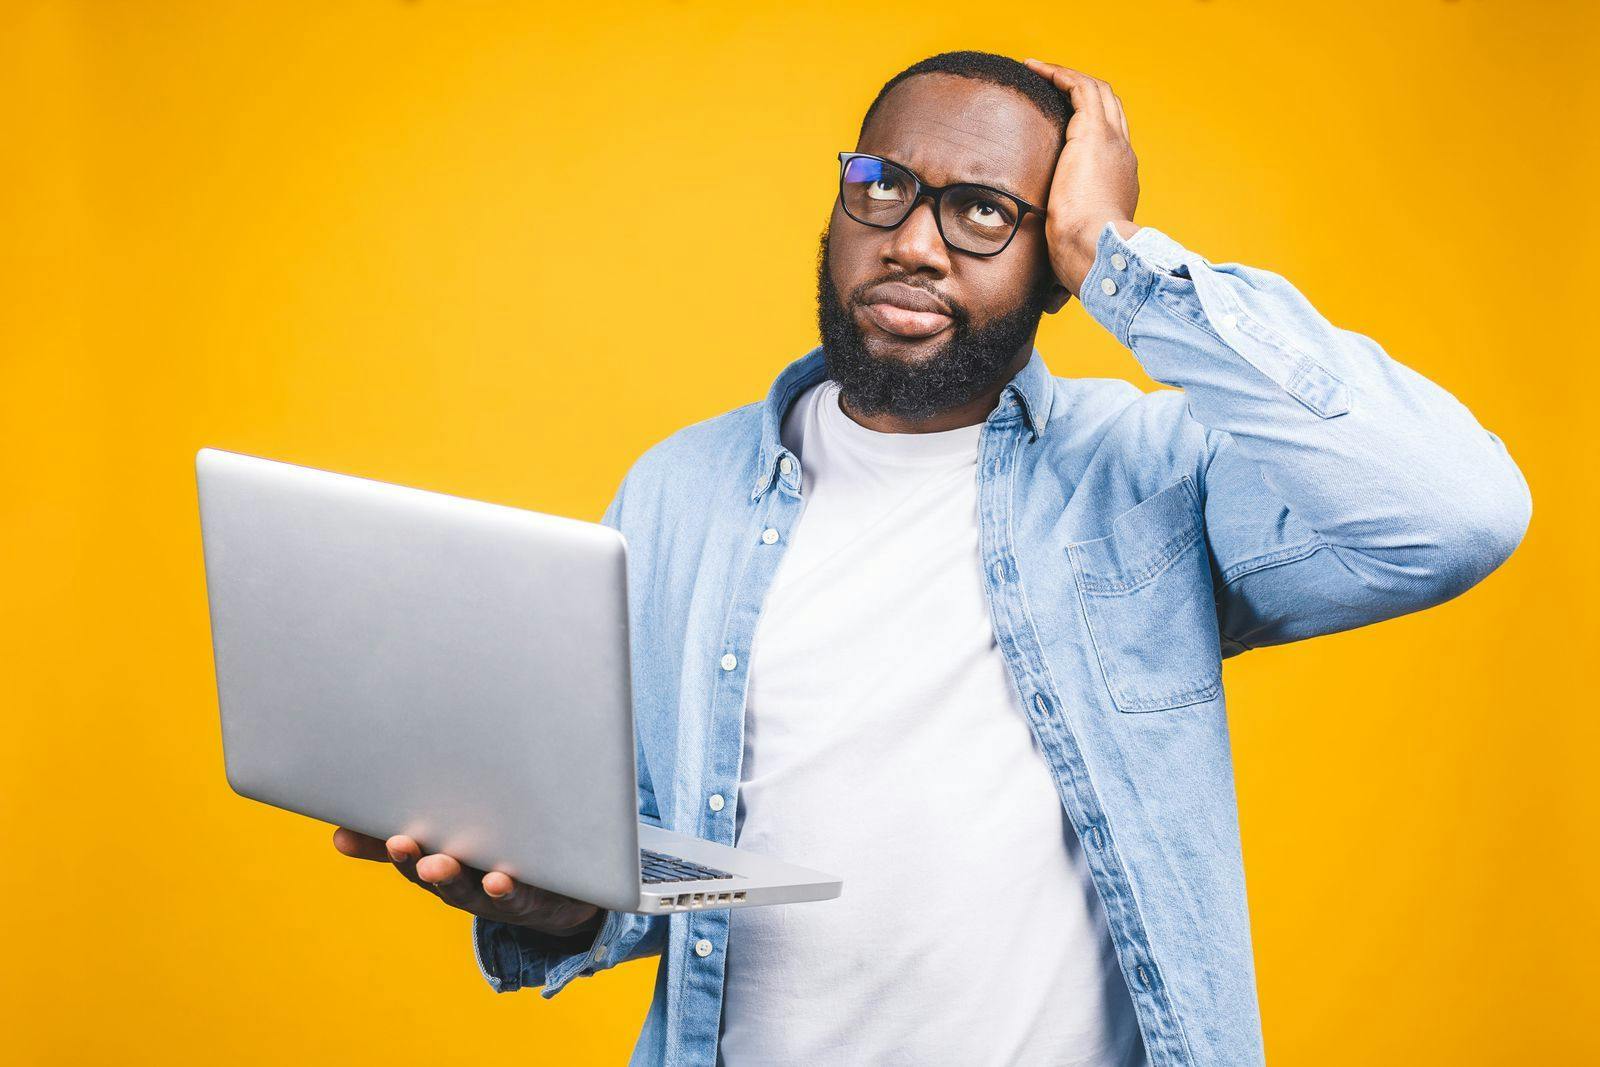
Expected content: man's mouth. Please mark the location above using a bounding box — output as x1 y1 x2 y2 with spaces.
857 281 955 340
861 303 953 339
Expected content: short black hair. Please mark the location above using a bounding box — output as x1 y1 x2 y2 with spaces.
856 50 1073 147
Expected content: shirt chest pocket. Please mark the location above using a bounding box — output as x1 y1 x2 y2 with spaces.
1066 476 1223 713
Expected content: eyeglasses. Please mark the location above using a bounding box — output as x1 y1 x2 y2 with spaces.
836 151 1046 258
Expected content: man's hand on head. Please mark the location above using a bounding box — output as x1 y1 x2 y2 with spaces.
331 826 603 938
1023 59 1141 298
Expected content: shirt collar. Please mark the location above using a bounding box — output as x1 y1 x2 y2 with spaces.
1002 345 1056 439
751 345 1055 499
752 346 829 499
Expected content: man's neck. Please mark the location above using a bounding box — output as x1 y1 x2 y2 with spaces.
837 348 1034 434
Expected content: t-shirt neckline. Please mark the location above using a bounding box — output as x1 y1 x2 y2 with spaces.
816 379 984 465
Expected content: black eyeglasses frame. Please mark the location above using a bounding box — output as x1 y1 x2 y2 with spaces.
836 151 1048 258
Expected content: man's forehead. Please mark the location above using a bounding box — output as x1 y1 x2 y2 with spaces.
857 75 1057 203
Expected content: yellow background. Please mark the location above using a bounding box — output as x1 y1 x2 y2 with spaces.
5 1 1596 1062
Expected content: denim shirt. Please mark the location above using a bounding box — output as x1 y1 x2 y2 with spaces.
472 220 1532 1066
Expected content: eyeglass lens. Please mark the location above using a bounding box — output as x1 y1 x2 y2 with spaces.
840 155 1020 255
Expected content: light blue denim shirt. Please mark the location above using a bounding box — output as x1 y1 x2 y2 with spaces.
472 220 1531 1065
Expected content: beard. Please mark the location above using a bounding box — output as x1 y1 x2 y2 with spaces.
814 228 1055 421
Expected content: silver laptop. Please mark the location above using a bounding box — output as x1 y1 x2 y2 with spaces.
195 447 841 915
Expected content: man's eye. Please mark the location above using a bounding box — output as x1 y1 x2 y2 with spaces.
866 178 903 200
965 199 1012 228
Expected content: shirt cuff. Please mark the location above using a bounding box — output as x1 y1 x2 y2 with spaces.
1122 222 1195 272
472 910 621 995
1076 220 1201 347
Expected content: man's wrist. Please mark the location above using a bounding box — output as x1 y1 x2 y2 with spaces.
1053 217 1140 296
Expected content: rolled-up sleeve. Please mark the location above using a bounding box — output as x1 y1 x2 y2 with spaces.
473 909 666 997
1076 220 1532 650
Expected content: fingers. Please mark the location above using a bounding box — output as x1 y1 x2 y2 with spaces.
477 869 542 916
384 834 437 892
381 834 476 900
414 850 461 885
412 854 533 921
1100 81 1129 143
1026 58 1105 128
386 838 492 916
409 849 504 901
332 826 390 862
477 870 558 920
417 851 490 912
482 869 517 899
371 836 602 935
415 849 597 933
1024 58 1129 142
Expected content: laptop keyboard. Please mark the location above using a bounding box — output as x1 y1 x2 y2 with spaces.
640 848 735 884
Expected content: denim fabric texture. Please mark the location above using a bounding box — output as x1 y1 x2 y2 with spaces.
471 220 1532 1066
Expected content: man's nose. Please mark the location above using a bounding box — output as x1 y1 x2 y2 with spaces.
882 199 951 277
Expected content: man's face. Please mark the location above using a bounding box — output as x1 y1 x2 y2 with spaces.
818 73 1066 420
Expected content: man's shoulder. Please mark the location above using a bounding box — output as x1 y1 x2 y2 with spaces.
1046 374 1196 441
624 399 766 494
1049 374 1145 414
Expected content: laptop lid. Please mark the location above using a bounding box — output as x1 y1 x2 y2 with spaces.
196 448 643 911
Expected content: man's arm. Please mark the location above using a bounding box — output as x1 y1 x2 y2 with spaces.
471 870 668 997
1074 220 1531 650
1024 58 1529 648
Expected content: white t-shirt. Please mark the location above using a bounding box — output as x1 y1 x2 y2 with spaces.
717 378 1145 1066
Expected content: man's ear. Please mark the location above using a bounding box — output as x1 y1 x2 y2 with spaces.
1042 281 1072 315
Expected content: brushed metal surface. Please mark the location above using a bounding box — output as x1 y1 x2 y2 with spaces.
196 448 643 912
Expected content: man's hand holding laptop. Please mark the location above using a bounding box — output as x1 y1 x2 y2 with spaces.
331 826 602 937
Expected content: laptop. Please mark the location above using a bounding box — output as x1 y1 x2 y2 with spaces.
195 447 842 915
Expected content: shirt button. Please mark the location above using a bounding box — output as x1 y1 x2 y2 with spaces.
720 653 737 672
778 456 794 476
708 793 725 812
761 528 779 545
1111 252 1128 271
1100 277 1118 296
1221 312 1239 329
592 946 607 963
1034 693 1049 716
694 938 714 958
992 559 1006 582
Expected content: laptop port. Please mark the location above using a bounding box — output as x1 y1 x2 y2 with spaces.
676 893 693 906
732 892 746 902
716 893 732 903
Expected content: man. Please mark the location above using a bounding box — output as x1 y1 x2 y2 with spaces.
332 51 1531 1065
